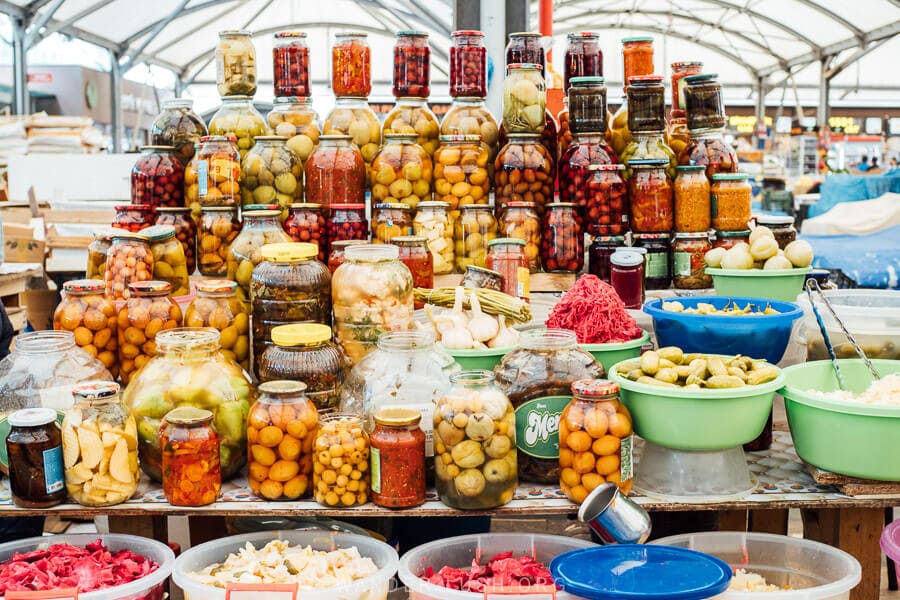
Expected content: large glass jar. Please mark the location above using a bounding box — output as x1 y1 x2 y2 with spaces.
156 207 197 274
6 407 66 508
273 32 310 97
117 281 182 384
150 98 208 167
370 408 426 508
711 173 752 231
498 201 541 272
621 131 677 180
503 63 546 134
216 30 256 96
251 242 332 373
666 116 691 162
267 97 320 169
629 159 673 234
123 327 254 482
671 61 703 115
433 134 491 213
332 244 415 365
559 133 617 209
257 323 347 413
434 370 517 509
393 31 430 98
449 30 487 98
208 97 267 161
506 32 544 68
455 204 498 271
327 240 368 274
144 224 190 297
113 204 155 232
588 235 626 283
541 202 584 273
247 380 318 501
684 73 726 131
440 98 500 168
227 208 292 298
199 206 240 276
494 133 554 216
332 32 371 97
486 238 530 300
87 229 112 280
283 203 327 260
568 76 607 135
186 135 241 211
372 202 413 244
392 236 433 298
414 201 454 275
673 232 713 290
324 97 381 185
105 232 153 300
627 75 666 133
494 328 603 484
585 164 628 236
329 203 368 249
55 279 118 378
371 133 433 209
674 165 710 233
241 136 303 215
185 279 250 371
312 414 370 507
383 97 440 157
62 381 139 507
131 146 184 208
160 406 221 506
564 32 602 92
679 129 739 179
633 233 673 290
305 134 366 210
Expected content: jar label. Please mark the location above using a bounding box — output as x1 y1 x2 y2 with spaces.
514 395 570 459
620 434 634 482
198 160 209 197
370 447 381 494
645 252 670 279
43 445 64 494
516 267 530 299
710 192 719 219
673 251 692 276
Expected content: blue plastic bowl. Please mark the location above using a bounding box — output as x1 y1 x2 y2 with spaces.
643 296 803 364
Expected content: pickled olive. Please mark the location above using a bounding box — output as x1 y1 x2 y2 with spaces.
497 201 541 272
711 174 752 232
584 165 628 236
440 98 500 179
681 132 740 182
393 31 430 98
131 146 184 208
112 204 155 233
628 160 673 233
198 207 241 277
433 134 491 213
413 201 455 275
541 203 584 273
240 136 303 217
226 209 292 299
382 99 440 157
305 135 366 211
449 30 487 98
455 204 498 271
672 233 713 290
558 135 618 210
323 100 380 186
494 134 554 217
502 64 546 134
372 203 413 245
208 96 268 162
328 204 368 250
186 135 241 216
54 280 119 379
332 33 371 97
283 204 327 261
144 225 191 297
312 414 370 507
185 280 250 371
370 134 433 210
150 98 208 167
216 30 256 97
86 231 112 280
104 233 154 301
674 165 711 233
272 32 310 97
156 207 197 274
117 281 183 385
267 97 321 169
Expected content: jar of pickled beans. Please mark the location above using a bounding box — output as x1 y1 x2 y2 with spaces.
393 31 430 98
449 30 487 98
332 32 371 97
273 31 310 97
370 408 426 508
160 407 221 506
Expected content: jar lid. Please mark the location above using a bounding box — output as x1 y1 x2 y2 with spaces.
621 36 654 43
397 30 428 37
547 202 578 209
258 380 309 396
220 95 254 102
92 227 116 241
219 29 251 37
567 31 599 39
72 381 120 401
261 242 318 261
488 237 526 247
156 206 192 214
465 265 503 278
587 164 625 171
165 406 214 426
711 173 750 181
200 134 238 143
345 243 399 262
143 224 176 242
676 165 707 173
509 31 542 38
460 203 492 210
274 31 307 38
243 204 281 212
374 203 412 211
627 158 670 168
628 75 664 84
714 229 751 237
64 279 106 294
331 240 369 250
140 145 176 152
272 323 333 346
504 201 537 208
374 408 422 427
633 233 671 241
440 134 482 143
336 31 368 38
572 379 619 397
452 29 484 37
201 206 239 213
128 280 172 295
114 203 154 212
416 201 450 209
273 96 312 105
330 203 366 210
684 73 718 84
391 236 427 246
674 232 710 239
384 133 419 142
289 202 322 210
253 135 288 142
162 98 193 109
319 134 353 141
507 63 544 71
569 76 605 85
672 60 703 69
196 279 238 294
593 235 626 243
756 215 795 226
610 249 644 267
242 209 282 218
8 407 58 428
506 133 541 140
110 230 151 242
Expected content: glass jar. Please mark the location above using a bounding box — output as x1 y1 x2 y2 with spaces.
117 281 183 384
503 63 546 134
144 224 191 297
156 207 197 274
541 202 584 273
61 381 139 507
187 135 241 211
112 204 155 232
370 408 426 508
460 266 503 291
241 136 303 215
123 327 255 482
455 204 498 271
87 229 112 280
609 37 655 156
413 201 454 275
433 134 491 213
198 206 240 276
713 229 751 250
258 324 347 412
208 97 267 161
305 134 366 211
312 414 370 507
105 232 153 300
494 329 603 484
588 235 626 283
666 116 691 162
680 129 739 180
674 165 710 233
440 98 500 172
433 370 517 509
372 202 413 244
267 97 320 168
557 102 573 158
633 233 672 290
559 379 634 502
628 159 673 233
671 61 703 114
506 32 544 68
610 249 645 309
332 32 371 97
151 98 208 167
568 76 607 135
327 240 368 274
371 133 434 210
564 32 602 92
756 215 797 249
621 132 677 181
485 238 530 300
6 408 66 508
284 203 327 260
332 244 415 365
711 173 752 231
273 32 310 97
131 146 185 208
684 73 726 131
393 31 430 98
497 201 541 272
450 30 487 98
559 133 617 210
227 209 292 298
494 133 554 216
584 164 628 236
673 232 713 290
185 279 250 371
160 406 221 506
55 279 118 378
383 97 440 157
627 75 666 133
247 380 318 501
392 236 434 297
216 30 256 96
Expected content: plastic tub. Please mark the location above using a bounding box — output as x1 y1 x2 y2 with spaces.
0 533 175 600
398 533 594 600
444 345 514 370
173 530 398 600
580 331 650 374
706 267 811 302
881 520 900 581
652 531 861 599
795 290 900 361
644 297 802 364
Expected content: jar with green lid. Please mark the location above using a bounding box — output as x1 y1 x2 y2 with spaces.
683 73 726 131
713 229 750 250
627 75 666 133
383 97 440 157
143 224 190 296
241 136 303 216
711 173 752 231
208 96 268 161
227 208 292 299
609 37 655 157
267 97 321 168
673 232 712 289
632 233 672 290
568 76 607 135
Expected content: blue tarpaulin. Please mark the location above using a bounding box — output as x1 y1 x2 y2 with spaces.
803 226 900 289
811 169 900 217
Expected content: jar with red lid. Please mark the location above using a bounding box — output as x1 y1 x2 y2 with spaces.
589 235 626 283
283 203 327 261
628 159 673 233
541 202 584 273
160 407 221 506
559 133 617 209
305 135 366 211
497 201 540 272
564 32 602 92
450 30 487 98
327 240 368 274
671 61 702 115
494 133 554 217
584 164 628 236
506 32 544 69
391 236 433 302
328 203 368 250
394 31 430 98
713 229 750 250
485 238 530 300
370 408 426 508
673 232 712 290
332 32 371 97
610 248 644 309
156 207 197 274
113 204 155 232
273 31 310 97
373 203 413 244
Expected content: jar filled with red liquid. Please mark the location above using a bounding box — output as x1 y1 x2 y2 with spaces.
391 236 433 302
160 407 221 507
284 203 327 261
541 202 584 273
113 204 155 232
628 159 673 233
450 30 487 98
670 61 702 116
332 32 371 97
131 146 184 208
585 164 628 236
370 408 426 508
589 235 626 283
327 239 368 274
328 203 368 250
486 238 530 300
394 31 430 98
273 31 310 97
305 135 366 211
610 248 644 309
506 32 545 68
564 32 602 92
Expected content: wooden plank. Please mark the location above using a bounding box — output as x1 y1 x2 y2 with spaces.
7 306 27 332
802 508 883 600
806 463 900 496
749 509 789 535
719 510 748 531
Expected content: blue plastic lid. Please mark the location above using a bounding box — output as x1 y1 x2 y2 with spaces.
550 545 732 600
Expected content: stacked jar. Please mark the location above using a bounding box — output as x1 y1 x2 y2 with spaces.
305 135 366 213
156 207 197 274
620 75 677 180
371 133 433 209
558 32 603 157
629 158 673 290
185 279 250 371
328 204 368 251
131 146 184 208
433 134 491 214
273 32 310 97
680 73 738 179
384 32 439 157
673 165 712 290
150 98 208 167
494 134 554 217
497 201 541 272
212 30 263 161
186 135 241 218
667 61 702 159
609 37 654 157
413 201 454 275
283 203 327 261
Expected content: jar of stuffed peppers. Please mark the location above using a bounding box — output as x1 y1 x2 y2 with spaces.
327 240 368 274
486 238 530 300
372 203 413 244
712 229 750 250
674 165 710 233
371 133 433 210
55 279 118 378
609 37 655 156
312 413 370 507
117 281 183 384
305 135 366 211
506 32 544 68
628 159 673 233
151 98 208 167
273 31 310 97
567 76 607 135
208 96 267 161
160 407 221 506
185 279 250 371
393 31 430 98
585 164 628 236
198 207 240 276
113 204 155 232
433 134 491 213
497 201 540 272
564 32 602 92
503 63 546 134
216 30 256 96
6 408 66 508
633 233 672 290
332 32 371 97
450 30 487 98
494 133 554 217
383 97 440 157
711 173 752 231
328 203 368 249
105 232 154 300
559 133 617 209
541 203 584 273
227 208 292 298
186 135 241 212
673 232 713 290
413 201 454 275
86 229 113 280
241 136 303 215
131 146 184 208
267 97 320 169
670 61 702 114
588 235 626 283
455 204 498 271
283 203 327 261
144 224 191 297
440 98 500 174
155 207 197 274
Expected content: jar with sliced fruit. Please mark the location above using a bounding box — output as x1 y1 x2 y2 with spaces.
150 98 208 167
54 279 118 379
372 202 413 244
241 136 303 216
494 133 554 217
272 32 310 97
413 201 455 274
160 407 220 506
440 98 500 177
130 146 184 208
383 97 440 157
208 97 268 161
497 201 540 272
283 203 327 260
155 207 197 274
433 134 491 214
216 30 256 96
680 74 738 178
186 135 241 215
144 225 191 297
104 232 153 301
86 229 113 280
116 281 182 385
267 97 320 169
185 279 250 371
455 204 498 271
305 134 367 211
226 208 291 299
323 98 381 186
198 207 241 276
371 133 433 210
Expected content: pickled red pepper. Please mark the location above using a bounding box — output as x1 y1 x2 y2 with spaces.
332 33 371 97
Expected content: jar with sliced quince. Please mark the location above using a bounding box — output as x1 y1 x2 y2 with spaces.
305 135 366 212
208 96 267 161
433 134 491 214
198 206 241 276
267 97 320 168
413 201 454 275
323 97 380 185
240 136 302 217
371 133 433 210
184 279 250 371
497 201 541 272
216 30 256 97
116 280 182 384
150 98 208 167
440 97 500 176
383 97 440 157
54 279 118 378
272 32 310 97
332 32 371 97
155 207 197 274
226 208 292 299
131 146 184 208
186 135 241 215
493 133 554 217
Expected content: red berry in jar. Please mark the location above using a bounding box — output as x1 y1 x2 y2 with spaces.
540 202 584 273
393 31 431 98
283 203 328 261
327 203 368 252
558 136 617 212
130 146 184 208
584 164 628 236
450 30 486 98
273 32 310 97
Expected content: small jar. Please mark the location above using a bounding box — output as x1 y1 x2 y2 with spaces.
622 37 654 83
216 30 257 96
627 75 666 133
433 134 491 213
117 281 183 384
673 232 713 290
567 76 607 135
455 204 498 271
449 30 487 98
585 164 628 236
503 63 546 134
610 249 645 309
187 135 241 210
713 229 751 250
628 159 673 233
324 98 381 185
756 215 797 249
144 224 190 297
150 98 208 167
208 96 267 161
684 73 726 131
332 32 371 97
494 133 554 217
87 229 113 280
674 165 711 233
6 408 65 508
113 204 155 232
305 134 367 211
273 31 310 97
564 32 602 92
372 202 413 244
156 207 197 274
588 235 626 283
559 133 617 210
371 133 433 210
198 206 241 276
312 414 370 507
541 203 584 273
506 32 545 68
55 279 118 378
370 408 426 508
711 173 752 231
327 240 368 274
227 209 292 297
284 203 327 261
185 279 250 371
241 135 303 215
392 236 434 298
267 97 321 168
383 97 440 157
105 232 153 300
328 203 368 250
460 266 503 291
671 61 703 114
486 238 530 300
633 233 672 290
160 407 221 506
131 146 185 208
440 98 500 172
393 31 430 98
497 201 541 272
413 201 455 275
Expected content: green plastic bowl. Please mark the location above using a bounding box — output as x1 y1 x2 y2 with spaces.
780 359 900 481
581 331 650 374
444 345 515 370
706 267 812 302
609 360 784 451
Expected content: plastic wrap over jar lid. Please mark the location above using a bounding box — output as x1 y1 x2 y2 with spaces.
64 279 106 294
196 279 238 294
571 379 619 397
272 323 333 347
8 407 58 427
72 381 120 401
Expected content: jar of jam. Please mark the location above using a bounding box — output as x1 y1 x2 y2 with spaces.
105 232 154 300
370 133 434 210
187 135 241 211
564 32 602 92
273 31 310 97
413 201 455 275
486 238 530 300
151 98 208 167
328 203 368 250
312 413 370 506
671 61 703 114
394 31 430 98
55 279 119 378
460 265 503 291
185 279 250 371
610 248 645 309
433 134 491 213
684 73 726 131
370 408 426 508
588 235 626 283
156 207 197 274
284 203 327 261
160 407 221 506
497 201 541 272
494 133 554 217
713 229 750 250
131 146 184 208
633 233 672 290
87 229 113 280
372 202 413 244
450 30 487 98
305 135 366 210
585 164 628 236
391 236 434 298
216 30 256 96
541 203 584 273
711 173 752 231
455 204 498 270
568 76 607 135
503 63 546 134
755 215 797 249
559 133 617 209
506 32 544 68
674 165 710 233
6 408 65 508
628 159 673 233
113 204 155 232
332 32 371 97
327 240 368 274
627 75 666 133
198 206 241 276
383 97 440 157
673 232 713 290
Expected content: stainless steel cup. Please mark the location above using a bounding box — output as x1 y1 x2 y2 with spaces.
578 482 651 544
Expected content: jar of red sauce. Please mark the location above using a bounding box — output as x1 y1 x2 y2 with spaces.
588 235 626 283
159 407 221 507
486 238 530 300
449 30 487 98
628 159 673 233
394 31 430 98
284 203 327 261
131 145 184 208
305 135 366 211
610 248 644 309
391 236 433 303
370 408 426 508
113 204 155 232
273 31 310 97
332 32 371 97
327 240 368 274
328 203 368 250
541 202 584 273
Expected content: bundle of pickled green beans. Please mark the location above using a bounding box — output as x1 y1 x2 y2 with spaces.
415 287 532 323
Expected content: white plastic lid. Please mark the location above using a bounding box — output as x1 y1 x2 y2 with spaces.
756 215 795 226
611 250 644 267
8 407 57 427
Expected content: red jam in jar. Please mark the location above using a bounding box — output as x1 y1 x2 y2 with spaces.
283 203 327 261
450 30 487 98
610 248 644 309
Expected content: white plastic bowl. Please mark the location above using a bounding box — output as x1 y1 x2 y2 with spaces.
172 530 398 600
0 533 175 600
652 531 861 599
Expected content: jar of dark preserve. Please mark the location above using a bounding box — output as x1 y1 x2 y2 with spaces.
610 249 645 309
394 31 430 98
564 32 602 92
486 238 530 300
506 32 544 68
627 75 666 133
113 204 155 232
370 407 426 508
633 233 672 290
284 203 328 261
683 73 727 131
273 31 310 97
589 235 626 283
327 240 368 274
449 30 487 97
567 76 607 135
585 164 628 236
713 229 750 250
541 203 584 273
6 408 66 508
755 215 797 249
460 265 503 291
391 236 433 300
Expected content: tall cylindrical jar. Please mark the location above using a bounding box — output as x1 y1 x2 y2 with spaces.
370 408 426 508
449 30 487 98
216 30 256 96
585 164 628 236
433 134 491 213
226 208 292 298
498 201 541 272
541 203 584 273
628 159 673 233
283 203 327 260
609 36 654 157
711 173 752 231
160 407 221 506
674 165 711 233
392 236 434 297
332 32 371 97
324 98 382 186
370 133 433 209
383 97 440 157
156 207 197 274
312 414 370 507
393 31 431 98
493 133 554 216
186 135 241 212
564 32 602 92
6 408 66 508
150 98 208 167
116 281 183 384
198 206 241 276
208 96 267 161
104 232 153 300
502 63 546 134
273 32 310 97
55 279 118 378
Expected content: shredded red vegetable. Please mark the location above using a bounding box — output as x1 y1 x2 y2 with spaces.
423 552 554 592
546 275 643 344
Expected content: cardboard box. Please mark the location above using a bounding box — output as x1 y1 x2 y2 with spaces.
22 289 57 331
2 222 45 263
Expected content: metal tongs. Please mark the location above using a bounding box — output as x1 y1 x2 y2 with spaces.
805 279 881 390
